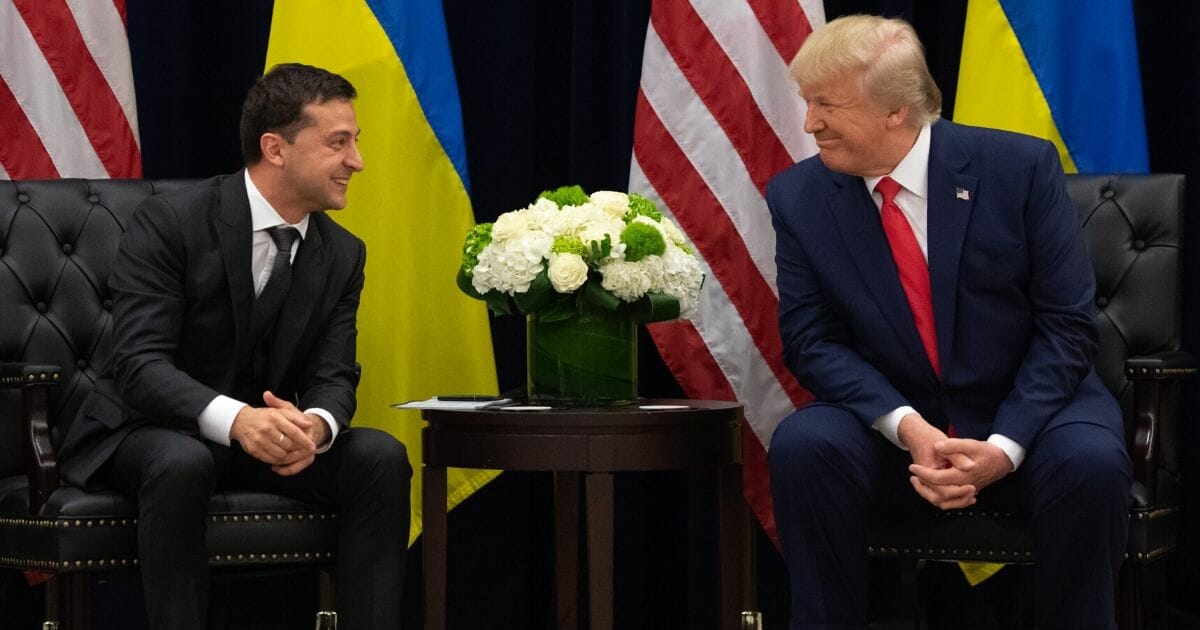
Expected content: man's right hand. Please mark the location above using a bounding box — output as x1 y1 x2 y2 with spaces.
897 412 977 510
229 405 316 468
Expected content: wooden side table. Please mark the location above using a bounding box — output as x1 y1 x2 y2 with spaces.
420 399 745 630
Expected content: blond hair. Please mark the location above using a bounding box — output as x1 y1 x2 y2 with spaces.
790 15 942 126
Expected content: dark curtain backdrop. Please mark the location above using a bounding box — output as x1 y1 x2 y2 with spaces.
5 1 1195 628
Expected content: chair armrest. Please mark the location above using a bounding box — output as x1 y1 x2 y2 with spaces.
1 363 63 514
1124 351 1195 502
1126 351 1197 380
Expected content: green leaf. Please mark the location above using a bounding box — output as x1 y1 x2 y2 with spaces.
587 235 612 262
538 298 578 323
483 290 515 316
622 292 680 323
513 269 555 314
456 267 484 299
582 278 621 312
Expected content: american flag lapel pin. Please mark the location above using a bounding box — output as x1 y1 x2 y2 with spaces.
956 187 970 201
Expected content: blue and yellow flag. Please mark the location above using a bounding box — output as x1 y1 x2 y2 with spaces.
266 0 499 544
955 0 1149 174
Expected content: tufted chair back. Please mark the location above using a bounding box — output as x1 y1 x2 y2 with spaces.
1 179 339 628
0 179 195 478
865 173 1193 630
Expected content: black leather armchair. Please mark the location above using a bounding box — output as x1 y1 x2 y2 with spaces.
0 179 339 628
865 173 1194 630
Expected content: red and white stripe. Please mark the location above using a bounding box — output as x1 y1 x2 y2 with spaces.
0 0 141 179
632 0 824 541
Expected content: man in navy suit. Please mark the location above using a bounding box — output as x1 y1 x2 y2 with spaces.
766 15 1130 629
58 64 410 629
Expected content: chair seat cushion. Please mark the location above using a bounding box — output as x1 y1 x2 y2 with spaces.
867 502 1176 565
0 477 338 574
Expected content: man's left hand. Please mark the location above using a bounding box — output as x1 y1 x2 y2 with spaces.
909 438 1012 497
262 391 330 476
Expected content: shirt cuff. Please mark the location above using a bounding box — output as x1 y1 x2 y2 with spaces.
304 407 340 454
872 406 915 450
987 433 1025 471
198 395 246 446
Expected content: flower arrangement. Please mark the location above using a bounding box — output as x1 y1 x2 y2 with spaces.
457 185 704 323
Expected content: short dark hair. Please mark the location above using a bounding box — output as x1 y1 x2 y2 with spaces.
239 63 357 165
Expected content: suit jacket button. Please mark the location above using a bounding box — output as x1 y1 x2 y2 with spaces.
36 302 47 313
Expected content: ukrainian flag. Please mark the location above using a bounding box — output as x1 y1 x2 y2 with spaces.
955 0 1149 174
266 0 499 544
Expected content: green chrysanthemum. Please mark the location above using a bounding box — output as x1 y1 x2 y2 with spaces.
538 185 589 208
625 192 662 222
460 222 493 276
621 222 666 262
551 235 588 256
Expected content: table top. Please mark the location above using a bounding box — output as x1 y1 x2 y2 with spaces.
421 398 742 429
420 399 743 471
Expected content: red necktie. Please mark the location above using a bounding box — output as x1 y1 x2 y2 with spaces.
875 176 940 378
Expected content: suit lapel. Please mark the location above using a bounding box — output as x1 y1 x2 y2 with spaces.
827 171 931 376
215 172 254 348
266 214 328 384
927 121 976 375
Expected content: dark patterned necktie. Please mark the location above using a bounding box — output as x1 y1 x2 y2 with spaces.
251 226 299 341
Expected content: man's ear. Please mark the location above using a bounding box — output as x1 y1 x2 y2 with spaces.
885 104 910 129
260 133 286 166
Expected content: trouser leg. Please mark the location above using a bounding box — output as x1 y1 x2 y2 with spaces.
110 426 216 630
224 427 412 629
1021 419 1131 630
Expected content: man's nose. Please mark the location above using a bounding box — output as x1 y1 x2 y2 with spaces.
346 142 364 172
803 106 822 134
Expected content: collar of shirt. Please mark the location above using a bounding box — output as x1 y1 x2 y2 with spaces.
862 122 933 259
244 170 310 239
244 171 309 294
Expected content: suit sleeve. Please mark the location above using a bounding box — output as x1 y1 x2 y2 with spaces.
108 196 223 426
768 178 910 429
991 142 1099 447
296 237 365 431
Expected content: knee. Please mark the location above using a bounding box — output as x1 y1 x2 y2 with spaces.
768 405 860 477
139 439 215 497
342 429 413 488
1035 430 1131 506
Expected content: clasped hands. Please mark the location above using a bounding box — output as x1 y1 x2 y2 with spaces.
897 413 1012 510
229 391 329 476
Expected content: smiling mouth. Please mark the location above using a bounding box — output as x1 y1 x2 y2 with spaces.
333 177 350 186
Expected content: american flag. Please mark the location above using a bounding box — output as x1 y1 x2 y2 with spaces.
0 0 141 179
630 0 824 541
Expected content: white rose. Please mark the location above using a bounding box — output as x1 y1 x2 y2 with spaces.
659 216 688 247
589 190 630 219
491 209 529 241
547 252 589 293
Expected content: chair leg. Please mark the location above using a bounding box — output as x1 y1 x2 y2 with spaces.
45 573 90 630
318 568 336 612
1118 560 1167 630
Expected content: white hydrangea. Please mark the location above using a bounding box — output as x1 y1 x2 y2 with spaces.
658 246 705 318
471 230 553 294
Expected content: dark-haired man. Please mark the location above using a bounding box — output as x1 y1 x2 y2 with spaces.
59 63 410 629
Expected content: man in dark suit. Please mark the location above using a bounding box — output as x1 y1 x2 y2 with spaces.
766 15 1131 629
57 63 410 629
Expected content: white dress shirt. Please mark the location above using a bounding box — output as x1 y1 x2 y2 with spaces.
195 171 340 452
863 124 1024 470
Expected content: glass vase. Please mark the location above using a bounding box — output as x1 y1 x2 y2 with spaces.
526 308 637 405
